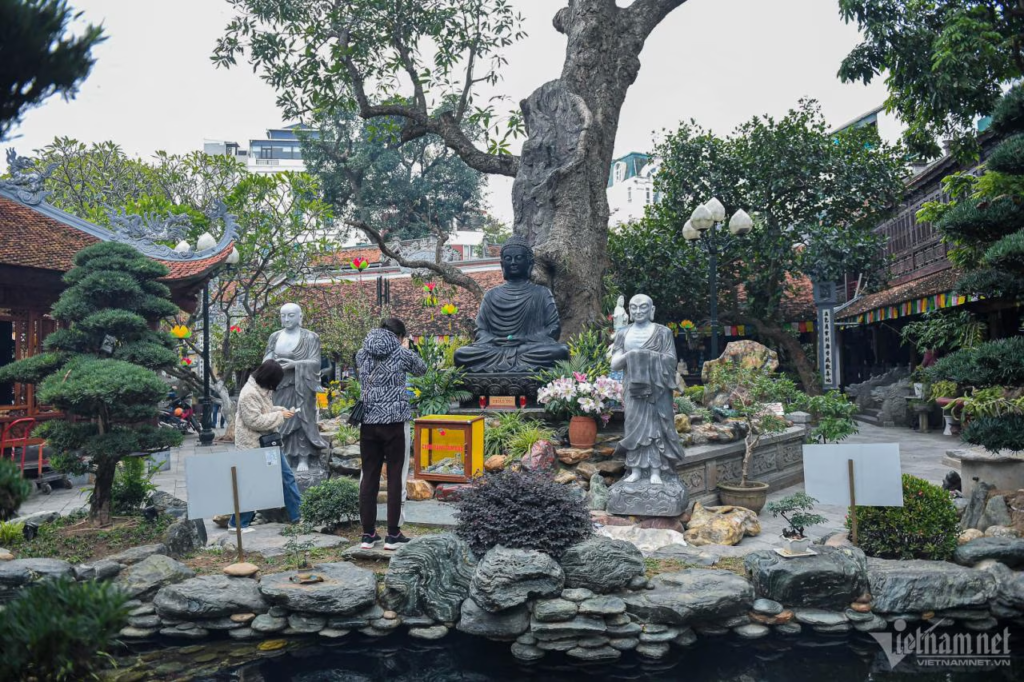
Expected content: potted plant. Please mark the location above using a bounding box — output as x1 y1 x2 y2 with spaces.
929 380 960 436
766 492 827 555
537 373 622 448
710 365 789 513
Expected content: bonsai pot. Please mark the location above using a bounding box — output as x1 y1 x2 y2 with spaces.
568 415 598 448
781 535 811 555
717 480 769 513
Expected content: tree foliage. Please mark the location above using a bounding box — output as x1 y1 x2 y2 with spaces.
0 242 182 524
639 100 906 390
0 0 104 140
838 0 1024 160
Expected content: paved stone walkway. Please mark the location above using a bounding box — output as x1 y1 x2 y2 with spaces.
16 422 961 558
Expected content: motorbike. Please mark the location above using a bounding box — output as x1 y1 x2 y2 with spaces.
159 392 200 434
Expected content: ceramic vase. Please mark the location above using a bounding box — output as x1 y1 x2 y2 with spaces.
568 415 598 448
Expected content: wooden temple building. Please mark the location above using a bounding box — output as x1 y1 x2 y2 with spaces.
0 166 234 432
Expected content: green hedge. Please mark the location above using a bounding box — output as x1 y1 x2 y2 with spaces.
962 414 1024 454
850 474 958 561
927 337 1024 388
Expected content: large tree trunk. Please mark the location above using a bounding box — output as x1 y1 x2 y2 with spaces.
513 0 685 338
750 319 822 395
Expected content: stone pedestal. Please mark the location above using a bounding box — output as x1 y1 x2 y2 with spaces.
459 372 542 406
606 475 688 517
289 453 326 493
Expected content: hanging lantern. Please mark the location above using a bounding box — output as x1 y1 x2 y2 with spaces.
351 257 369 272
422 282 438 307
441 303 458 316
180 357 193 367
229 325 243 334
171 324 192 339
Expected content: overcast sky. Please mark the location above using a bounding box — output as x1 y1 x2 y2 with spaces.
3 0 891 224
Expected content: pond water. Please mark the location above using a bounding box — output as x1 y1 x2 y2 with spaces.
165 630 1024 682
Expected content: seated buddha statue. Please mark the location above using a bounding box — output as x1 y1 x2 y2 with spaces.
454 236 569 373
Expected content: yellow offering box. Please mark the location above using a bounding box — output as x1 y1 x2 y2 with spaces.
413 415 485 483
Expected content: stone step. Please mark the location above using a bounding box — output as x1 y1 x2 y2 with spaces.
853 413 881 426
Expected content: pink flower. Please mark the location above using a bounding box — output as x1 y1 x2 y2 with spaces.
573 372 588 383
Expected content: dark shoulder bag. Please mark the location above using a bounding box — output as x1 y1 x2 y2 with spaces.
347 353 378 427
259 432 283 448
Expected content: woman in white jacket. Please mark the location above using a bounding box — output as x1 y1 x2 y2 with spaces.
232 360 301 528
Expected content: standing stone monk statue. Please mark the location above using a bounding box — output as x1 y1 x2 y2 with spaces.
606 294 688 516
264 303 328 474
454 236 569 373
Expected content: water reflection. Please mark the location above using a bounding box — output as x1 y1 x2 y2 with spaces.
185 631 1024 682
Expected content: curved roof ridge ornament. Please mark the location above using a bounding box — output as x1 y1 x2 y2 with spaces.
102 200 237 261
0 149 55 205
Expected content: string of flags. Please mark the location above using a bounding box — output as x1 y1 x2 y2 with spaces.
853 291 980 325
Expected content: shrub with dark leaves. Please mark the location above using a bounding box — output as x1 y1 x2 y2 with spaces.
300 477 359 531
849 474 958 561
453 469 591 558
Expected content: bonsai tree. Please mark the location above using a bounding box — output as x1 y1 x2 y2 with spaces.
766 492 827 540
0 242 183 524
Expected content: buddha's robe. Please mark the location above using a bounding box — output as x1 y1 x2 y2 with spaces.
454 280 569 373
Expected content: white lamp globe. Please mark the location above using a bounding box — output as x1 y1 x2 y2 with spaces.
174 240 191 254
227 247 240 265
705 197 727 222
728 209 754 236
690 204 714 231
196 232 217 251
682 220 699 241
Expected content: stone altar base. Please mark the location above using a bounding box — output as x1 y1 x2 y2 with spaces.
458 372 542 406
288 453 327 494
606 475 688 517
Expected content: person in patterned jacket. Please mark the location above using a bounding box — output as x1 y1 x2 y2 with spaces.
356 318 427 550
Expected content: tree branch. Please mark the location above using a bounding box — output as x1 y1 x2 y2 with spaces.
344 218 484 299
624 0 690 39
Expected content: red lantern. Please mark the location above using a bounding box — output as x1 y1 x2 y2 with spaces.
174 407 184 417
519 395 527 409
479 396 487 409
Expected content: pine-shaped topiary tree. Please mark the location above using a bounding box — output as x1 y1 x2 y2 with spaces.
0 242 183 524
929 84 1024 453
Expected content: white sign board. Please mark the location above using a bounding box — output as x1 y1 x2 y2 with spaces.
185 447 285 519
803 443 903 507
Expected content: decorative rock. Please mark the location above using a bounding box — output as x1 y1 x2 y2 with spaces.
196 616 245 631
813 622 852 634
578 595 626 616
557 448 592 465
792 608 849 626
844 608 874 622
162 519 207 558
359 626 392 637
521 440 556 471
560 537 644 594
130 604 155 616
561 587 594 602
959 529 985 545
282 613 326 634
868 558 997 613
824 532 853 548
434 484 467 502
553 469 577 485
594 459 626 476
960 481 992 531
409 625 449 640
606 475 688 517
154 575 269 620
775 621 803 635
251 614 288 633
955 537 1024 569
407 479 434 501
223 562 260 578
159 626 209 640
744 547 868 609
106 544 168 566
606 621 642 637
628 575 651 590
641 623 668 634
470 546 563 612
635 642 670 659
260 563 376 615
983 495 1013 528
116 554 195 600
577 462 598 480
673 628 697 646
639 628 679 643
231 613 256 624
516 633 537 645
622 570 754 625
268 606 289 618
576 635 611 648
537 639 577 651
381 534 477 622
608 637 640 651
92 560 122 581
128 615 161 629
457 598 530 638
586 473 609 511
567 646 621 661
511 643 546 661
533 598 578 622
694 623 730 636
753 598 784 615
985 525 1020 538
849 602 871 613
734 623 770 639
228 627 260 641
531 615 606 639
597 525 689 555
370 617 401 631
638 517 685 534
853 615 887 633
684 503 761 547
10 511 59 528
674 413 691 434
72 564 95 581
119 627 158 639
964 617 999 631
484 455 506 472
0 549 13 561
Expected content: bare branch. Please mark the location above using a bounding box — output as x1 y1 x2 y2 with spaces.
344 218 484 299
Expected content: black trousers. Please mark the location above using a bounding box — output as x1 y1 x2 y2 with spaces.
359 421 406 535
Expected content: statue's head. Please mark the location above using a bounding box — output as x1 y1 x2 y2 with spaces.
280 303 303 330
500 235 534 282
617 295 625 307
629 294 654 324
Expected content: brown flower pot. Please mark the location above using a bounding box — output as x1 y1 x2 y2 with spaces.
568 416 598 448
717 480 770 513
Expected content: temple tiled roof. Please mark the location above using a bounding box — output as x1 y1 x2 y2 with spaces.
837 269 961 320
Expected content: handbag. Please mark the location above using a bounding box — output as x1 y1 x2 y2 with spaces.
259 432 283 448
347 353 379 427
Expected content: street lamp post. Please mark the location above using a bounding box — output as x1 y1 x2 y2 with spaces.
195 238 239 447
684 198 753 360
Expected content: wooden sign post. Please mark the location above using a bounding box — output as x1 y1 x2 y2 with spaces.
847 459 859 545
230 466 244 563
